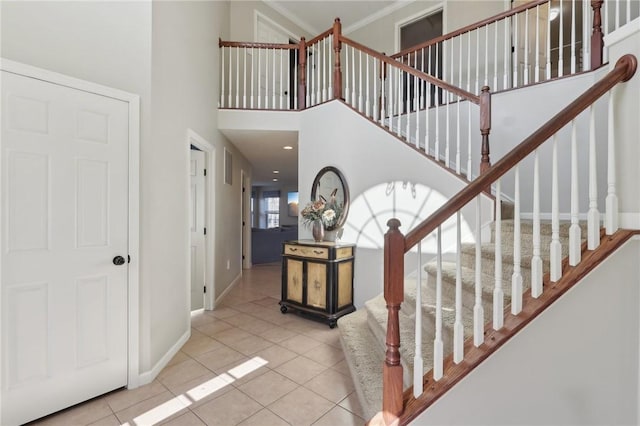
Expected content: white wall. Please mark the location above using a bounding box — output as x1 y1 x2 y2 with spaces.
347 1 507 54
1 0 253 378
229 1 312 42
298 101 493 307
414 237 640 425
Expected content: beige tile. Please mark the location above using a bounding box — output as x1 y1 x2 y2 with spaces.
211 327 255 345
191 312 216 328
268 386 334 426
253 344 298 368
232 301 267 313
237 318 275 334
32 397 113 426
303 343 345 367
158 359 213 388
192 389 262 426
195 345 247 371
105 380 168 412
114 391 188 425
259 326 298 344
181 335 227 357
160 411 206 426
303 327 342 348
252 297 281 307
206 306 241 319
216 357 270 386
279 334 323 354
237 408 290 426
223 312 259 327
226 335 274 356
194 320 234 337
303 369 355 403
238 370 298 406
338 392 368 420
163 370 234 408
166 350 192 368
312 405 365 426
88 414 120 426
332 359 352 376
275 356 328 384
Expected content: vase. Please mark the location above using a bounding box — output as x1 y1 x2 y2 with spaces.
312 219 325 242
323 227 343 242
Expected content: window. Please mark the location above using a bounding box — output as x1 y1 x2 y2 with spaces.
264 190 280 228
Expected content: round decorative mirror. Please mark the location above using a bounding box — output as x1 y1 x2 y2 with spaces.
311 166 349 231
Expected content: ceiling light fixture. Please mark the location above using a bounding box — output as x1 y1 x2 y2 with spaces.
549 7 559 21
273 178 279 182
283 145 293 150
273 170 280 174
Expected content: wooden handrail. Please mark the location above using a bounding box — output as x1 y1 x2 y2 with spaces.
218 40 298 50
340 35 480 104
402 54 637 251
390 0 549 59
306 27 333 46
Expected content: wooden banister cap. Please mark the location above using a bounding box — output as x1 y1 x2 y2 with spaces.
387 218 402 230
481 85 491 93
334 17 341 23
617 54 638 82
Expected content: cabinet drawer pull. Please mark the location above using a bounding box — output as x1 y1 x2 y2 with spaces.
313 250 323 255
289 247 298 252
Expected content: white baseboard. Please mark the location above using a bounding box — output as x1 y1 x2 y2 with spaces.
136 328 191 386
214 273 242 307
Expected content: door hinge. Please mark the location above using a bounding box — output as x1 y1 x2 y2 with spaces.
204 227 207 235
204 169 207 176
203 285 206 293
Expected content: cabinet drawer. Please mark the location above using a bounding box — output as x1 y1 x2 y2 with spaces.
336 247 353 259
284 244 328 260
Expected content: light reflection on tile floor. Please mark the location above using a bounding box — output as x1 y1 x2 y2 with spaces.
28 263 365 426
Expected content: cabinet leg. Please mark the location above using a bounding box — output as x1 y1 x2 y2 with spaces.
280 305 288 314
329 320 337 329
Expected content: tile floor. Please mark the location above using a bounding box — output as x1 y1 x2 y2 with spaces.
29 263 365 426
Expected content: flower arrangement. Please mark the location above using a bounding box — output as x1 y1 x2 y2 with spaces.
300 198 343 230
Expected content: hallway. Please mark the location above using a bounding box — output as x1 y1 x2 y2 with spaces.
29 263 365 426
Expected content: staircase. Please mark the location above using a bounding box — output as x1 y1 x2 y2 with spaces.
338 218 585 419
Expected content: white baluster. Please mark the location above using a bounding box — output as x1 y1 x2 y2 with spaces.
474 196 484 347
450 38 455 101
476 29 480 93
228 47 233 107
317 43 322 104
279 48 283 110
616 0 620 30
243 47 247 108
504 17 510 89
413 241 424 396
265 49 270 108
258 48 262 109
532 149 543 298
456 97 461 174
606 89 618 234
583 0 592 71
379 61 385 125
366 54 371 117
550 134 563 281
414 74 420 149
434 226 444 380
292 50 297 110
445 87 450 168
524 8 529 85
344 45 350 105
220 46 226 108
305 49 310 107
352 46 356 107
559 0 564 77
389 65 394 133
396 65 402 137
546 3 552 79
588 105 601 249
435 43 440 160
425 77 430 154
569 119 581 266
322 38 327 102
511 165 523 315
493 179 504 329
359 50 364 111
272 48 276 108
604 0 609 36
454 211 464 363
535 6 540 83
406 63 411 142
372 57 378 121
250 47 255 109
467 32 472 93
513 15 519 87
493 21 498 89
328 35 333 101
467 102 472 180
627 0 631 27
235 48 240 107
571 0 577 74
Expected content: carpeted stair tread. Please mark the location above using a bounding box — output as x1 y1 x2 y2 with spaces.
337 309 383 420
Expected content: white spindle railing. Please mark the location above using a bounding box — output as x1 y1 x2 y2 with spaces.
511 166 523 315
493 179 503 329
473 196 483 347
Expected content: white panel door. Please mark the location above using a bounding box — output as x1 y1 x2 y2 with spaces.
1 70 129 425
257 17 290 108
190 149 205 311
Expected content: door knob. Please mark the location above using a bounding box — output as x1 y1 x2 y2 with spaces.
113 256 126 266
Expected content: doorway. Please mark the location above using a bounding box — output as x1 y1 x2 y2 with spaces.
187 130 216 311
0 60 140 425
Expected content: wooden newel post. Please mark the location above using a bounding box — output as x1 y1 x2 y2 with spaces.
298 37 307 110
332 18 343 100
383 218 404 425
591 0 604 70
480 86 492 175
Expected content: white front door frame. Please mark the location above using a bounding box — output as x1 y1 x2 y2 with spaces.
0 59 141 404
186 129 216 310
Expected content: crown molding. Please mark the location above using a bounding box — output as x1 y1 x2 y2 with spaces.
261 0 320 36
343 0 417 35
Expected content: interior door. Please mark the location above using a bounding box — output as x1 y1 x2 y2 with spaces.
1 70 129 425
190 149 206 310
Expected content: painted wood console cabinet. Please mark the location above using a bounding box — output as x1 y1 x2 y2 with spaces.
280 240 355 328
